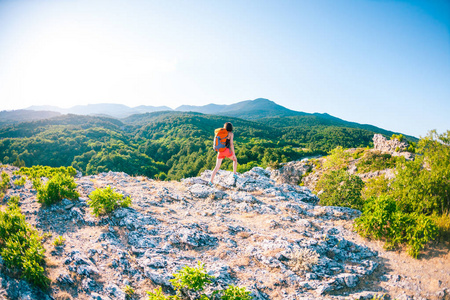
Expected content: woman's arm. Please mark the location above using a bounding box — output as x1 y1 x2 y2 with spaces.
229 132 236 155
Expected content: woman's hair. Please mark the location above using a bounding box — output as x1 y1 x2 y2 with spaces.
224 122 233 132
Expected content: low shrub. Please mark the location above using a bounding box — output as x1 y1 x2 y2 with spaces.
315 169 365 210
146 261 253 300
170 261 213 292
355 196 438 258
431 213 450 243
322 146 351 171
1 171 11 191
53 235 66 246
34 173 79 206
88 186 131 217
220 285 252 300
362 175 391 200
13 176 26 187
0 202 49 288
356 151 398 173
16 166 77 180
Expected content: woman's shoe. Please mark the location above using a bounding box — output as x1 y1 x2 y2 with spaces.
208 181 214 187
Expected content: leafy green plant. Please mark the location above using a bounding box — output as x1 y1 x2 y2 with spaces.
356 151 398 173
391 134 404 142
322 146 351 171
124 285 135 298
147 287 173 300
52 235 66 246
16 165 77 180
34 173 79 206
13 176 26 186
146 261 253 300
219 285 252 300
7 195 20 205
362 175 391 200
0 202 50 288
170 261 213 292
1 171 11 194
315 169 365 210
352 148 366 159
355 196 438 258
88 186 131 217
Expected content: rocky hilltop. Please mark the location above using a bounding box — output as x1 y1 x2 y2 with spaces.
0 162 448 300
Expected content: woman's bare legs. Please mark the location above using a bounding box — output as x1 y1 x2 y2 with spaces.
210 157 223 183
232 156 238 175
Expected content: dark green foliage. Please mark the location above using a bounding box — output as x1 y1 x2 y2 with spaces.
315 169 365 210
33 173 79 206
355 196 438 258
0 202 50 288
390 130 450 215
88 186 131 217
356 151 398 173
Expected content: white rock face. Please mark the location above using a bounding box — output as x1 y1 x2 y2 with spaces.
373 134 409 154
270 160 313 185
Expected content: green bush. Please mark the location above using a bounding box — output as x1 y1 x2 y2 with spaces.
147 287 172 300
34 173 79 206
322 146 351 171
390 134 404 142
1 171 11 192
315 169 365 210
0 202 50 288
170 261 213 297
88 186 131 217
355 196 438 258
356 151 398 173
13 176 26 186
362 175 391 200
16 165 77 180
220 285 252 300
146 261 253 300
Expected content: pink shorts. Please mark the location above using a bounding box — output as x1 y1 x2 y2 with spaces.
218 148 233 159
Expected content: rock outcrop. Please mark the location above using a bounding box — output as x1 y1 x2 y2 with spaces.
373 134 408 154
270 160 313 185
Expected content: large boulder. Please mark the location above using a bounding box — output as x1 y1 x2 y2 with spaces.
270 160 312 185
373 134 409 154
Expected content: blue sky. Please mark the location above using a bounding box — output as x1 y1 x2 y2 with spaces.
0 0 448 137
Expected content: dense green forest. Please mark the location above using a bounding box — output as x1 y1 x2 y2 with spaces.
0 111 413 180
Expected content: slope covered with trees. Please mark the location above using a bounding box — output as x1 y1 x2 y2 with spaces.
0 111 414 180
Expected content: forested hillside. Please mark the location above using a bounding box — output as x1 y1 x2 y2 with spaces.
0 111 414 180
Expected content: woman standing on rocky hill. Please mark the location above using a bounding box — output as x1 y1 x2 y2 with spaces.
209 122 238 185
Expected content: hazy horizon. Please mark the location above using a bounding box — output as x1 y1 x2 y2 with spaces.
1 0 449 137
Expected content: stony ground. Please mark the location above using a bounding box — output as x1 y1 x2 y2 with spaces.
0 165 449 300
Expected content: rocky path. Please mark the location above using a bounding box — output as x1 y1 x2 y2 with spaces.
0 165 448 300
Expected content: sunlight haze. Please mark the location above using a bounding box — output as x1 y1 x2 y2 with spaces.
0 0 449 137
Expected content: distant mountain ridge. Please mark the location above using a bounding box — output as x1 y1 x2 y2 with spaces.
26 103 171 118
14 98 416 140
176 98 305 119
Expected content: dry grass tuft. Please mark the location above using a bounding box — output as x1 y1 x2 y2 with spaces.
236 231 252 239
286 248 320 272
53 292 73 300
